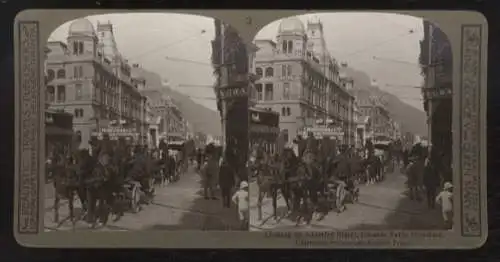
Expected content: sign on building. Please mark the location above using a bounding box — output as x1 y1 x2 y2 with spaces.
92 127 139 140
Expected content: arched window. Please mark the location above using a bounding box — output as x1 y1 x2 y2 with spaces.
255 67 263 76
287 40 293 53
264 83 274 101
75 83 83 100
46 85 55 103
283 129 289 143
56 85 65 102
265 67 274 77
283 82 290 100
255 83 263 101
57 69 65 79
78 42 84 54
47 69 55 82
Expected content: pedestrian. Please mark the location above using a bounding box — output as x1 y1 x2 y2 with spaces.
232 181 249 230
435 182 454 230
423 154 440 209
219 158 235 208
202 152 219 200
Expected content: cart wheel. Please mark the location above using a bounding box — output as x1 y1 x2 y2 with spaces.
336 184 346 211
131 185 141 213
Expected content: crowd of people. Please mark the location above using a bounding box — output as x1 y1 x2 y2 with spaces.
46 134 192 229
249 132 453 230
45 130 453 231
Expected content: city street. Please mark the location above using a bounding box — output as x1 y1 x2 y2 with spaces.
44 166 242 231
249 169 445 231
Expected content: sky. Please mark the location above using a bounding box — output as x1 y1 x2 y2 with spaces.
48 12 425 111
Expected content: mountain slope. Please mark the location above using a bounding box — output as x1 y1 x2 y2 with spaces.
132 66 222 136
342 67 428 136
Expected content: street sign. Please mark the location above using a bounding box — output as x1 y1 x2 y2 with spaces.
218 85 248 99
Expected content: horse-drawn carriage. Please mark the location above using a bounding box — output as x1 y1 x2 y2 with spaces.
89 131 152 215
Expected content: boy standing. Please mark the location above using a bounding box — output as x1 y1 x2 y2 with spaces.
232 181 249 230
436 181 454 230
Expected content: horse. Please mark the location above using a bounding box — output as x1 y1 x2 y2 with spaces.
254 152 279 221
151 150 167 187
51 152 86 228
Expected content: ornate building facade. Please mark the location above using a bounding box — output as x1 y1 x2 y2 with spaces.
45 19 147 149
253 17 354 144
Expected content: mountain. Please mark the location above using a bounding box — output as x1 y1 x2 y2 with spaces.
342 67 428 136
131 66 222 136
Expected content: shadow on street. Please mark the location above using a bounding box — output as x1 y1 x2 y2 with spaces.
142 170 243 231
348 188 445 230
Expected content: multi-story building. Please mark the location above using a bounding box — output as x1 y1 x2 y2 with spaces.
130 64 188 145
45 19 146 149
420 20 452 162
357 90 392 141
253 17 353 144
339 72 356 146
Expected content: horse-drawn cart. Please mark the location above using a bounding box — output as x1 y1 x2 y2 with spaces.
90 128 150 214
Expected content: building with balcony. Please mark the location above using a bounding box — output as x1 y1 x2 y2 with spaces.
45 19 146 149
253 17 354 144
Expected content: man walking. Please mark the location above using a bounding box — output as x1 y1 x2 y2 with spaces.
219 158 235 208
202 149 219 200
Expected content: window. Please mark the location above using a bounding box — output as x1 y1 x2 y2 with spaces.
78 42 84 54
265 67 274 77
282 40 287 53
75 84 83 100
74 65 83 79
287 107 291 116
57 69 65 79
281 107 286 116
73 42 78 55
281 65 286 77
47 69 55 82
283 82 290 99
287 40 293 53
287 65 292 76
255 67 263 77
264 83 273 101
74 109 84 118
46 85 55 103
75 131 82 143
56 85 65 102
283 130 289 143
255 83 263 100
